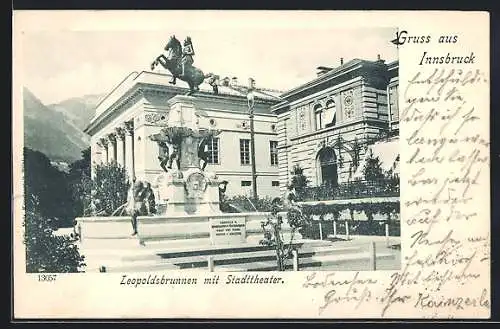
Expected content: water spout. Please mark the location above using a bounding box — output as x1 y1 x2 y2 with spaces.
244 196 258 212
111 203 127 216
227 203 244 213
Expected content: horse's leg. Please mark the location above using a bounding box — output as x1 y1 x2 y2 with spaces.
186 82 194 95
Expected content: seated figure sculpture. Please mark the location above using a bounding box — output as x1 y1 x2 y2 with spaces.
167 143 181 170
124 179 157 235
155 134 181 172
198 136 210 171
143 182 157 215
126 181 146 236
157 141 170 173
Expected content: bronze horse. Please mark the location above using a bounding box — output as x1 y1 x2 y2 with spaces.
151 35 212 94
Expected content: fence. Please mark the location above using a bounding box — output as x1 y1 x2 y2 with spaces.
302 178 399 202
300 219 400 240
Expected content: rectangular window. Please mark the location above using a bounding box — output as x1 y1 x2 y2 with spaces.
240 139 251 165
284 118 288 142
272 181 280 187
241 181 251 187
315 109 324 130
270 141 278 166
206 137 219 164
389 85 399 121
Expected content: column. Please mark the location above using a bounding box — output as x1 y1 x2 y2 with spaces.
99 138 109 164
107 133 117 164
124 121 135 181
115 127 125 168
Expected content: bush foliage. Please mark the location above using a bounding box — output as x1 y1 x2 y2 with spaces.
89 163 130 216
363 153 385 182
24 195 85 273
288 164 310 201
67 147 92 216
23 148 76 228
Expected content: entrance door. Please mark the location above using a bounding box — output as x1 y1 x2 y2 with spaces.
318 147 338 186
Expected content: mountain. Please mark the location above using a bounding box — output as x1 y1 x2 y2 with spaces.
48 94 104 131
23 88 102 162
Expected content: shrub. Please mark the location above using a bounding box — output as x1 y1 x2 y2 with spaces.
288 164 309 201
363 152 385 182
24 195 85 273
259 202 305 271
90 163 129 216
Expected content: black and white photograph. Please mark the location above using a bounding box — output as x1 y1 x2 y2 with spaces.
21 24 400 273
13 10 490 319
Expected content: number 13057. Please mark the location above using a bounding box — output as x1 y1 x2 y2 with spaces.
38 274 57 282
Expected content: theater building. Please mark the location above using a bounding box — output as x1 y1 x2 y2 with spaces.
85 56 399 200
85 72 282 198
271 57 400 194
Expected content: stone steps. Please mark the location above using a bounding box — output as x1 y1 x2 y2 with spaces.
91 250 394 273
86 243 393 273
82 240 333 268
214 252 396 272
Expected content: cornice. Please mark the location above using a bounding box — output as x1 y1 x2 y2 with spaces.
86 82 279 136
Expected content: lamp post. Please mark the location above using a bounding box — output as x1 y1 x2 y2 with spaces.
247 81 258 200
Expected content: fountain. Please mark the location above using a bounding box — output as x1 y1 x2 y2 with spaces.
75 95 301 272
149 100 223 216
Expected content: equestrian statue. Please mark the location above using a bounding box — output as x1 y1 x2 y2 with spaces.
151 35 215 95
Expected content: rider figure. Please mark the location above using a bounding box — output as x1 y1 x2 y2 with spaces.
181 37 195 78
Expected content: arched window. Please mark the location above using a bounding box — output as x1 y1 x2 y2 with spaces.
324 100 336 127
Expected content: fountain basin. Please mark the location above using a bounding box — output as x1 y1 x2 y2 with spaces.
75 212 300 249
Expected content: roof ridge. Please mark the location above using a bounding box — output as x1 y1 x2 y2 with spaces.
257 87 283 93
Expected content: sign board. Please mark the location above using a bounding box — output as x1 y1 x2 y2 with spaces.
209 217 246 245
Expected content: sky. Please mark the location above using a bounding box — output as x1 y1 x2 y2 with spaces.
20 15 397 105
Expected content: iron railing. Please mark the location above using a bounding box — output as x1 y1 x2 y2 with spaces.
302 178 400 202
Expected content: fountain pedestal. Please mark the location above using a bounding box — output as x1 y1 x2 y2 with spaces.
152 95 222 216
160 169 221 216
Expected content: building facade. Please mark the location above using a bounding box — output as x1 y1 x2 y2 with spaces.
271 57 399 194
85 72 282 198
85 57 399 200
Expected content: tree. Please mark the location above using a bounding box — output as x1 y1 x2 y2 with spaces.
23 148 76 228
24 195 86 273
68 148 92 216
68 147 91 180
260 200 306 271
91 163 129 216
288 164 310 201
363 152 385 182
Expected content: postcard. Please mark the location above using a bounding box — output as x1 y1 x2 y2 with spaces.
12 10 490 319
